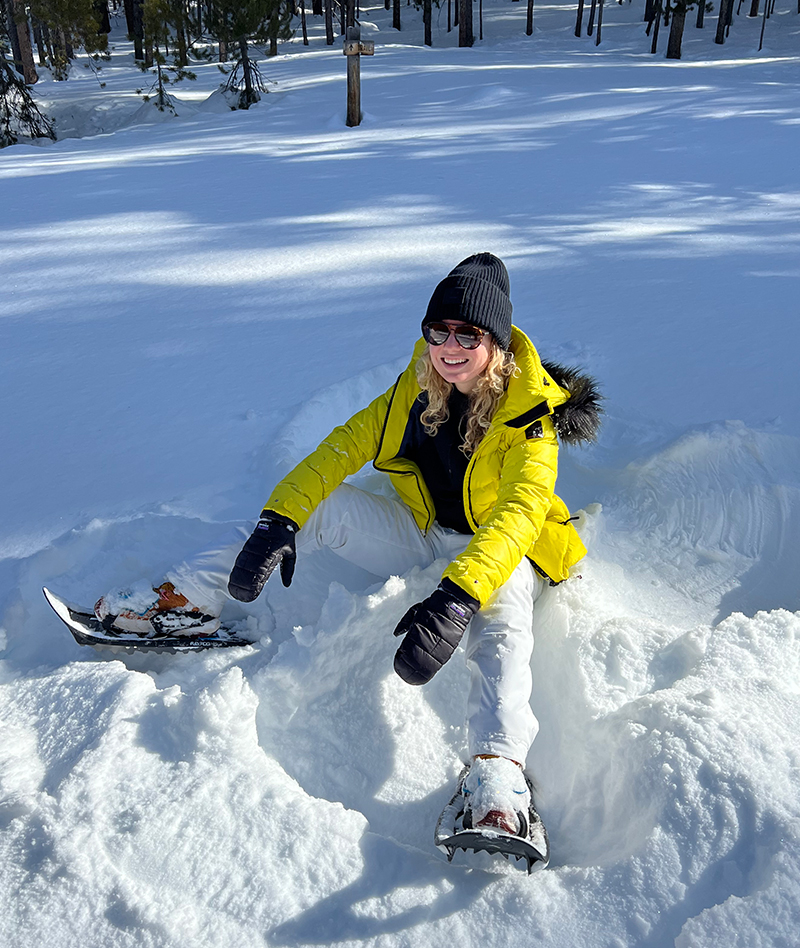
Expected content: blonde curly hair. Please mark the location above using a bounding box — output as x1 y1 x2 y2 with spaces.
415 341 518 456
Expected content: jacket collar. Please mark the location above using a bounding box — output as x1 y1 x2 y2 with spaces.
491 326 570 428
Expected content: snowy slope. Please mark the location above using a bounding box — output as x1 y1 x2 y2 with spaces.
2 2 800 946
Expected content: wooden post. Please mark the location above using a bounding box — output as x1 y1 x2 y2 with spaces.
344 25 374 128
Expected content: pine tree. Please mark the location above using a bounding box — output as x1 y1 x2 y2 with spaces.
29 0 108 77
0 42 55 145
135 0 196 113
205 0 290 107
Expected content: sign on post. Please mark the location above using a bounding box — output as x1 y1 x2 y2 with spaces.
343 26 375 128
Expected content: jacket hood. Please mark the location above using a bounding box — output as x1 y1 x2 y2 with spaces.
541 361 603 446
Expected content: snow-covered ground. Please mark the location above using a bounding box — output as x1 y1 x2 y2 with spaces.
2 3 799 945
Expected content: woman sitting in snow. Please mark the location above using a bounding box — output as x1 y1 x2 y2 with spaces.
95 253 601 866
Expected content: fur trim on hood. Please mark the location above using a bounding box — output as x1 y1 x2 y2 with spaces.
542 361 604 446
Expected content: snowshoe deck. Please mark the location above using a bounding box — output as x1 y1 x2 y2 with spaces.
435 768 550 874
43 588 254 653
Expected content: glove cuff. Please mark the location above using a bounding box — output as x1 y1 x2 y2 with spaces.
258 510 299 532
439 577 480 615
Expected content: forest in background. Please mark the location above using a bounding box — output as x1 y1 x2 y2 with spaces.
2 0 798 147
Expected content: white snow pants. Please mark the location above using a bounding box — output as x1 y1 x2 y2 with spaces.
168 484 543 764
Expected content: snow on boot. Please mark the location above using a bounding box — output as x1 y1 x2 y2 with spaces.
94 581 221 638
435 758 550 873
464 756 530 835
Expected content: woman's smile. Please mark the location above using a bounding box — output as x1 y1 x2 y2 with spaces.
429 321 492 393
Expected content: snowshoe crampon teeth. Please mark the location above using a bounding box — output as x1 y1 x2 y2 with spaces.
434 764 550 874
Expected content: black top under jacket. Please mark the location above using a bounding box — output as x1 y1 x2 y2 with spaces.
399 389 472 535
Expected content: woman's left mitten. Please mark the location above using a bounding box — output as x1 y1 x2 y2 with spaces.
228 514 298 602
392 578 480 685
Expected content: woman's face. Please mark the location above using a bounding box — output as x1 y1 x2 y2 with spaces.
428 320 493 394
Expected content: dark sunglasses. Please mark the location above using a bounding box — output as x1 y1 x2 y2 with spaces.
422 322 486 350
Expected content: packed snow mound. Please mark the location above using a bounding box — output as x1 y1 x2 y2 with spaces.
593 421 800 622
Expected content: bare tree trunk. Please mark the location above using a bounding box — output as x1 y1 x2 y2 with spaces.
458 0 472 45
123 0 135 40
696 0 705 27
3 0 23 76
93 0 111 32
447 0 451 30
300 1 308 44
325 0 334 43
650 0 662 51
31 17 46 65
587 0 597 35
131 0 144 59
758 0 768 48
13 0 37 83
575 0 585 35
219 39 227 61
50 29 68 78
479 0 483 39
393 0 400 29
238 36 256 104
644 0 655 19
526 0 534 35
41 21 54 65
176 22 188 65
665 0 686 56
714 0 732 42
312 0 322 13
424 0 431 44
595 0 603 42
748 0 759 15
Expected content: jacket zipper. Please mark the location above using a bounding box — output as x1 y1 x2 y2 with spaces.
373 379 435 533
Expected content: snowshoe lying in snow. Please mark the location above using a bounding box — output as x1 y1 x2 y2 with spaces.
43 588 254 652
435 757 549 874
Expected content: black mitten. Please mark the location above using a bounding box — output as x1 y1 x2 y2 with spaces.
228 513 298 602
392 578 480 685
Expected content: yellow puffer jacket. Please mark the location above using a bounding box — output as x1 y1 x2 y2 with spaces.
264 326 588 605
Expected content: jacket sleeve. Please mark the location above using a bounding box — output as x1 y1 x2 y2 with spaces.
263 385 395 529
442 429 559 605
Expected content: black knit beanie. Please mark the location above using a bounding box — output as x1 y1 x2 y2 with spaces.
422 253 512 351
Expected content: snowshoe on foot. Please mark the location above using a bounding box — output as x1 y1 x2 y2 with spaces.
435 757 549 873
94 581 221 638
43 588 253 652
